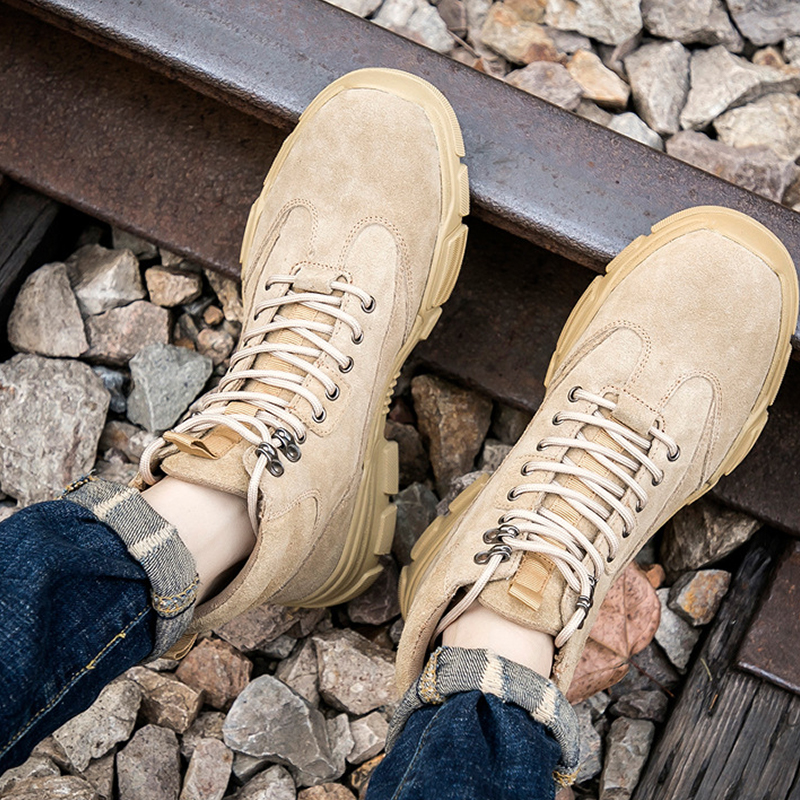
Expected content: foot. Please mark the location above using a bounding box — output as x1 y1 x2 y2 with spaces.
397 207 798 693
136 69 469 635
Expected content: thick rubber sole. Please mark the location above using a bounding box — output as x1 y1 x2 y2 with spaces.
399 206 798 617
240 69 469 608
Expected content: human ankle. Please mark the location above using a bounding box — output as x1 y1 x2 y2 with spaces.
142 477 255 603
441 602 555 678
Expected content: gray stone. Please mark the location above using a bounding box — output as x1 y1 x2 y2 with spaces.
666 130 797 202
437 470 488 514
204 269 243 323
66 244 146 316
373 0 418 29
545 0 642 45
30 737 71 770
232 752 272 783
543 24 592 55
577 100 618 127
660 496 760 577
348 712 389 765
608 643 681 699
411 375 492 495
324 0 381 16
117 725 181 800
785 36 800 66
180 712 226 760
99 420 158 464
654 588 701 672
392 483 439 566
78 752 115 800
347 560 401 625
680 46 800 131
389 618 404 645
572 701 603 782
53 679 142 771
608 112 664 150
175 638 253 711
610 689 669 722
126 343 212 432
598 34 641 79
196 328 235 367
261 634 298 659
94 458 138 485
668 569 731 626
215 604 325 652
92 366 128 414
231 765 296 800
726 0 800 45
599 718 655 800
586 690 611 720
506 62 584 111
313 629 398 715
625 41 689 135
223 675 340 786
481 4 560 64
566 49 630 110
179 738 233 800
7 262 88 357
159 248 184 267
1 776 99 799
384 420 429 488
112 228 159 259
126 666 204 733
406 3 455 53
0 355 109 505
276 640 321 707
641 0 742 49
145 267 203 308
714 92 800 160
0 755 60 795
321 714 354 785
492 403 533 444
436 0 468 36
84 300 171 366
478 439 513 474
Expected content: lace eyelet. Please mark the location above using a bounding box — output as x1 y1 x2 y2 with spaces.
351 331 364 345
667 446 681 462
474 550 492 565
567 386 582 403
326 386 340 401
552 413 563 425
651 475 662 486
635 501 644 513
535 442 546 452
507 488 519 501
607 555 614 563
312 408 327 423
339 357 354 373
361 296 376 313
621 529 631 538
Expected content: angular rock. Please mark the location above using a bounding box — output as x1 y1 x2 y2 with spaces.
204 269 243 323
643 563 666 589
478 438 513 474
752 45 790 69
666 130 797 202
654 588 701 671
506 61 584 110
222 675 339 785
126 343 212 432
625 40 689 135
599 718 655 800
587 690 611 720
641 0 742 49
126 666 204 733
544 25 592 55
180 711 226 760
347 560 401 625
299 785 356 800
714 92 800 161
348 754 384 798
92 366 128 414
572 701 603 782
505 0 546 22
373 0 418 29
608 113 664 150
608 642 680 699
276 638 321 707
785 36 800 67
313 629 398 715
179 738 233 800
491 403 532 444
725 0 800 45
99 420 158 464
196 328 235 367
384 420 429 487
84 300 171 366
145 266 203 308
113 228 159 259
406 3 455 53
323 714 355 785
0 355 109 504
325 0 381 16
660 497 760 576
348 712 389 765
117 725 181 800
53 679 141 771
668 569 730 626
437 470 488 513
610 689 668 722
481 3 559 64
203 305 225 326
389 618 404 644
215 604 324 651
8 262 88 357
437 0 468 35
545 0 642 45
411 375 492 495
231 765 296 800
66 245 146 316
261 634 298 659
0 755 60 795
680 46 800 131
175 638 253 710
78 752 115 800
1 776 99 800
566 49 630 110
231 752 272 783
94 458 138 485
598 34 641 79
30 737 71 770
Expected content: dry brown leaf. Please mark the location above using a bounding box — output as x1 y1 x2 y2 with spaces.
567 562 661 703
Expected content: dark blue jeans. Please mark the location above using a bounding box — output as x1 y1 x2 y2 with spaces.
0 499 562 798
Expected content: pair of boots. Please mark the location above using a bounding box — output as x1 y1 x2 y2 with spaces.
135 69 798 704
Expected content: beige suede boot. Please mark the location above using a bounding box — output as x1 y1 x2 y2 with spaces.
137 69 469 637
397 207 798 694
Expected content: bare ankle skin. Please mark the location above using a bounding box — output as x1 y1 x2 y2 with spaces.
441 602 555 679
142 477 255 603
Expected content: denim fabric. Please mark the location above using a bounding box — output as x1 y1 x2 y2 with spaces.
0 500 156 773
366 691 561 800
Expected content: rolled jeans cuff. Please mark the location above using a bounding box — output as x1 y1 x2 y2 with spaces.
62 476 199 659
387 646 580 787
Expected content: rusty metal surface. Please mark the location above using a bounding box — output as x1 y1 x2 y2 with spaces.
737 540 800 696
0 5 284 278
5 0 800 344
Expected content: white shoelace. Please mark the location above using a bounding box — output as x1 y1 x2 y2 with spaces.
434 388 680 647
139 274 375 531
